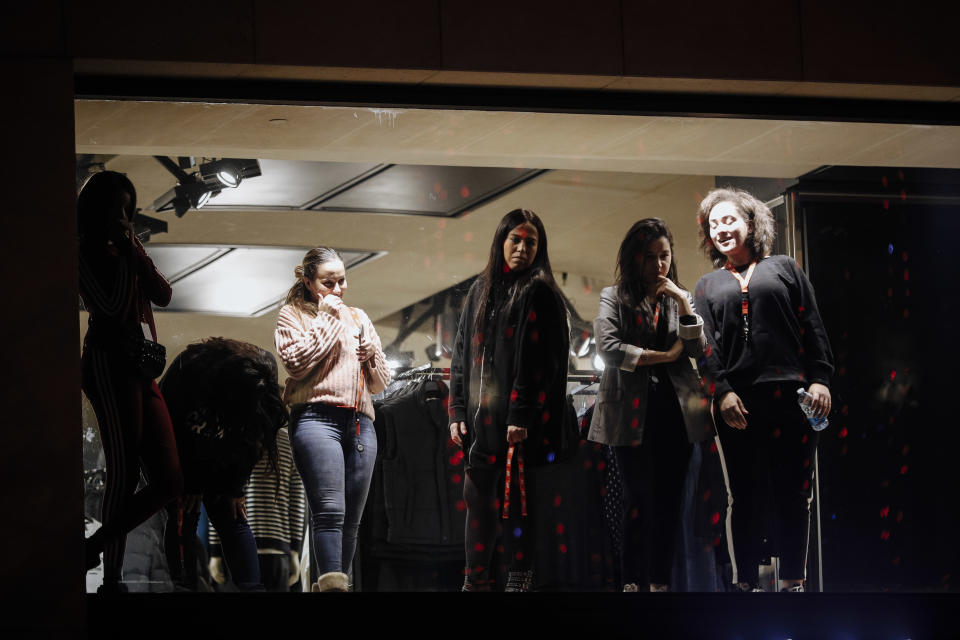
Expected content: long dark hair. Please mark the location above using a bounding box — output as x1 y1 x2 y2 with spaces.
696 187 776 268
615 217 682 318
284 246 343 314
77 170 137 242
178 337 287 471
473 208 562 336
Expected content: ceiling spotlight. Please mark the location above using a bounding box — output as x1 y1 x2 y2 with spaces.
199 158 261 190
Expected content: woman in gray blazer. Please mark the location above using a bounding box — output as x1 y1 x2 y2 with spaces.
587 218 714 592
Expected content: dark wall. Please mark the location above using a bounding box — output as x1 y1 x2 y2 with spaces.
0 63 84 640
66 0 960 86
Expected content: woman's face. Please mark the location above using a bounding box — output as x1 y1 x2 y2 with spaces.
305 260 347 301
641 236 672 286
708 201 752 264
502 222 539 272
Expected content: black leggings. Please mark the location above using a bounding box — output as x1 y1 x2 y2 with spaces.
718 382 818 585
463 462 537 582
614 377 691 588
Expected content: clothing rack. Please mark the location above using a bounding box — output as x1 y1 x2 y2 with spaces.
392 365 449 381
566 370 601 384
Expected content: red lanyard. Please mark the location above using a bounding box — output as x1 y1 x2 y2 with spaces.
725 261 757 339
652 299 660 330
503 443 527 519
347 307 365 435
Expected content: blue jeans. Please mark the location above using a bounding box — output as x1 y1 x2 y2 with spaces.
165 494 262 591
290 404 377 577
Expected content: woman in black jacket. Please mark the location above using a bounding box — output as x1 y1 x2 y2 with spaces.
587 218 713 592
694 187 833 592
449 208 569 592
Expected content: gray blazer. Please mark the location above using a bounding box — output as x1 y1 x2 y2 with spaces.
587 286 715 447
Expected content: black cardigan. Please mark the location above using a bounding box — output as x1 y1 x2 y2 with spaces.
693 255 834 399
448 278 569 468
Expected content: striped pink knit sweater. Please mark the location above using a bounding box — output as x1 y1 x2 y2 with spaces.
274 301 390 419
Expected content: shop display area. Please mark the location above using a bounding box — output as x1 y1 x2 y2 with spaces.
78 98 960 602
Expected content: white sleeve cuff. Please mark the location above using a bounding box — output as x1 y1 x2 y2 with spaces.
678 313 704 340
620 344 642 371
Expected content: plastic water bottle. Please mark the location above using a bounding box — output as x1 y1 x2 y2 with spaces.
797 388 829 431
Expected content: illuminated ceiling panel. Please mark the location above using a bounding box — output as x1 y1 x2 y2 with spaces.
146 245 380 316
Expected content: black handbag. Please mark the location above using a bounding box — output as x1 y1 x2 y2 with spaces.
119 325 167 379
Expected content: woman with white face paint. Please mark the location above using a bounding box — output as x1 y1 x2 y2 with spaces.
694 188 834 593
275 246 390 592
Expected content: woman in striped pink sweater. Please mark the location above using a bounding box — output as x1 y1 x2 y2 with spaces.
274 246 390 592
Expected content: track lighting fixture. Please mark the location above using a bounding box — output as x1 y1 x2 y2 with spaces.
150 155 259 218
199 158 262 190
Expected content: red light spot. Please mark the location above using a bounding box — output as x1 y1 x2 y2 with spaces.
487 455 497 465
530 330 539 342
839 427 848 439
900 189 907 201
709 441 718 453
802 480 810 490
636 314 644 326
803 458 810 468
451 473 462 484
597 461 605 471
583 460 593 470
797 305 805 314
449 451 464 465
713 536 721 547
631 397 640 409
890 370 897 381
538 391 546 404
702 490 711 503
510 390 518 402
559 544 568 554
502 264 510 273
841 405 849 416
902 445 910 456
883 199 889 210
901 251 908 262
514 552 523 561
541 411 550 423
473 543 485 552
705 344 712 357
460 186 470 198
483 415 492 426
903 269 909 282
556 523 565 535
882 176 888 187
630 417 639 430
880 506 890 518
455 500 467 512
708 383 716 395
528 310 537 322
802 434 809 444
900 465 909 475
881 530 890 540
554 495 562 507
630 508 639 520
505 327 514 338
710 512 720 525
